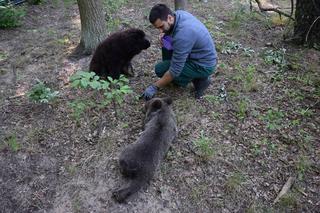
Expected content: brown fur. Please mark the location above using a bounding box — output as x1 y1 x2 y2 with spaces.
89 28 150 79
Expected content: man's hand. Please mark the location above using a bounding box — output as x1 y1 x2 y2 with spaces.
158 33 165 46
141 85 158 101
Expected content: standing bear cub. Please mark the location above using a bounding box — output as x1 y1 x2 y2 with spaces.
89 28 150 79
112 97 178 203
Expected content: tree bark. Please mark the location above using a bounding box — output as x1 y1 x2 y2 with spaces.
174 0 187 10
294 0 320 47
73 0 107 57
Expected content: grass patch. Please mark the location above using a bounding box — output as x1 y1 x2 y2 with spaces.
234 64 258 92
225 172 245 193
227 1 253 29
250 138 277 156
189 184 207 205
296 155 311 180
204 94 221 105
3 134 21 152
235 98 249 120
276 192 299 211
103 0 128 31
260 108 285 130
193 131 215 161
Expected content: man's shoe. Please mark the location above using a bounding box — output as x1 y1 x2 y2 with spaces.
192 76 212 99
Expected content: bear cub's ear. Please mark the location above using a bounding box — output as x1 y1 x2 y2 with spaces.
162 97 173 105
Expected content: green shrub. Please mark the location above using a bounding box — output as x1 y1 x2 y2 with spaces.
27 80 59 103
70 71 133 118
0 4 25 28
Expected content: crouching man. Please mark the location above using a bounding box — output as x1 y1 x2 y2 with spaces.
141 3 218 100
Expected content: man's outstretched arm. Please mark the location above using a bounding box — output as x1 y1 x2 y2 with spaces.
141 71 174 101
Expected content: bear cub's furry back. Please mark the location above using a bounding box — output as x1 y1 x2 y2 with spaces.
112 97 177 203
89 28 150 79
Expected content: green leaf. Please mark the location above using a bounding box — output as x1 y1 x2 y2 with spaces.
71 80 80 88
89 81 101 89
80 79 88 88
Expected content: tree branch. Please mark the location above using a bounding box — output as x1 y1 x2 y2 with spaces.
305 16 320 43
254 0 294 20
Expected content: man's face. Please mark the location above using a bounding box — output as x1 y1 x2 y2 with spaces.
153 14 174 34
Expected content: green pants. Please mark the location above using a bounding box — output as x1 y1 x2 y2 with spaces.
155 48 215 87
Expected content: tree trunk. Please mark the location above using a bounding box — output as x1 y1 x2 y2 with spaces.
73 0 107 57
174 0 187 10
294 0 320 47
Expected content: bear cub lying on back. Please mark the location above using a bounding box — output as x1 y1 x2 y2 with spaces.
112 97 178 203
89 28 150 79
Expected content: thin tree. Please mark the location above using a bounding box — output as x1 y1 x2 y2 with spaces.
294 0 320 47
73 0 107 57
174 0 186 10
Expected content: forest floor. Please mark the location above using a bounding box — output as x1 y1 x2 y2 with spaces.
0 0 319 212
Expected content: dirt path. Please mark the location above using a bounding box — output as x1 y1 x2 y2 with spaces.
0 0 319 212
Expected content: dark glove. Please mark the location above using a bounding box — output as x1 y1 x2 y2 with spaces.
141 85 158 101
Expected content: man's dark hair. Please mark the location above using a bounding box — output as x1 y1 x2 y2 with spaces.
149 4 174 24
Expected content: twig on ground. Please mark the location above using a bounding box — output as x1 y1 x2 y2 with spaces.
8 94 24 99
296 187 308 197
273 176 295 204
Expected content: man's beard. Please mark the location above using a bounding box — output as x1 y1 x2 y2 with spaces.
164 23 174 35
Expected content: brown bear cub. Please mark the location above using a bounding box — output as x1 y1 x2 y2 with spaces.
112 97 177 203
89 28 150 79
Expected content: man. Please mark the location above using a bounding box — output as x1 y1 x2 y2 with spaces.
141 4 217 100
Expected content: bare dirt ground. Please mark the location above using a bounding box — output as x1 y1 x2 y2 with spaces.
0 0 319 212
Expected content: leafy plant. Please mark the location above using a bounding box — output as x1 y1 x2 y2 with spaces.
0 3 25 28
261 108 285 130
70 71 132 118
221 41 242 54
0 51 8 61
68 99 93 124
263 48 287 71
193 131 214 161
243 47 255 57
27 80 59 103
